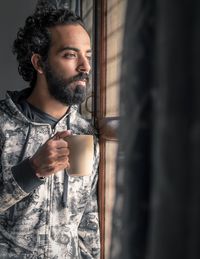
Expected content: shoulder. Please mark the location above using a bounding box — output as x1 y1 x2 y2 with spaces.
0 99 8 113
0 94 18 118
70 107 97 136
0 99 12 123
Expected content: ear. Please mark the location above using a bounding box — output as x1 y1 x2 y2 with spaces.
31 53 44 74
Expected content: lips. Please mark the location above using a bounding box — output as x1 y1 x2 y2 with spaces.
70 80 86 88
75 80 86 86
69 72 89 84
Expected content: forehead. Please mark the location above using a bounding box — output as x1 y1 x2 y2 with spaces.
49 24 91 51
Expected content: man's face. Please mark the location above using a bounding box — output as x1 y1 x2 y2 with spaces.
43 24 91 106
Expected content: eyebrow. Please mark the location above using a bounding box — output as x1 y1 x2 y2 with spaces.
57 46 92 54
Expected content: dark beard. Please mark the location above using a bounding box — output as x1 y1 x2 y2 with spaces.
43 62 89 106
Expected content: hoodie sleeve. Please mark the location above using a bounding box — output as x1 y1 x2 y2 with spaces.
0 163 27 213
78 138 100 259
0 140 44 213
12 158 45 193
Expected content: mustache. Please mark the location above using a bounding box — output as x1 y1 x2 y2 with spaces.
68 72 90 84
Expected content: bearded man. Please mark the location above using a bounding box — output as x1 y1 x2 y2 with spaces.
0 4 100 259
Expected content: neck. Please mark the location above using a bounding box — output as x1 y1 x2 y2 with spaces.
27 82 69 119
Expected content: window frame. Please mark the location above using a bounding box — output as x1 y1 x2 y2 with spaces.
93 0 120 258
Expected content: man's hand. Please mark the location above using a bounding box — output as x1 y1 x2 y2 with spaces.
30 130 71 178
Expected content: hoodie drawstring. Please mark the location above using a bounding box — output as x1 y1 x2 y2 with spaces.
62 170 69 208
61 114 71 208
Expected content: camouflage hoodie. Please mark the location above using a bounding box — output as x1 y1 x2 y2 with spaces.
0 90 100 259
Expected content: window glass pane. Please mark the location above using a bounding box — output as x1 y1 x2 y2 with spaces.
106 0 126 117
81 0 94 121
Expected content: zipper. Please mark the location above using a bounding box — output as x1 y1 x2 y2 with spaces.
45 120 70 257
47 126 60 258
45 126 54 258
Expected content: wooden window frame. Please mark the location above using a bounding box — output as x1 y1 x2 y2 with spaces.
93 0 120 258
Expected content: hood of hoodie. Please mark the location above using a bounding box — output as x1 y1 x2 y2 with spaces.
0 88 79 126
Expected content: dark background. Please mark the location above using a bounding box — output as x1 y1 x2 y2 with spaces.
0 1 36 98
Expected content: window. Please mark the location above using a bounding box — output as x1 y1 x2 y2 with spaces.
93 0 127 258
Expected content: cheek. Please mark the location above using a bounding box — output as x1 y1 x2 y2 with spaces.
57 59 77 73
59 66 77 80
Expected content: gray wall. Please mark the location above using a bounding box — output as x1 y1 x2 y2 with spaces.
0 1 36 99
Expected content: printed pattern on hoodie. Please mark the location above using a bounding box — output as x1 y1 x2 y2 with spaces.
0 91 100 259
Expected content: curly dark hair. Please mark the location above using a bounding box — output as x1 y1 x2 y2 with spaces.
13 5 87 88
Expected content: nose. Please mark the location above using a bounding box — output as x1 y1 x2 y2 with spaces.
77 55 91 73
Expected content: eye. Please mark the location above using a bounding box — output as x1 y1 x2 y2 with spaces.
86 55 92 62
63 52 77 59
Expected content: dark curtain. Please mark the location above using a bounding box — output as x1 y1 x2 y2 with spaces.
111 0 200 259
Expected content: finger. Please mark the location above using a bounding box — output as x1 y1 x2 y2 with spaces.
57 130 72 139
48 149 70 162
47 139 69 149
53 141 70 150
37 158 70 176
41 159 70 173
55 152 70 161
52 130 72 140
